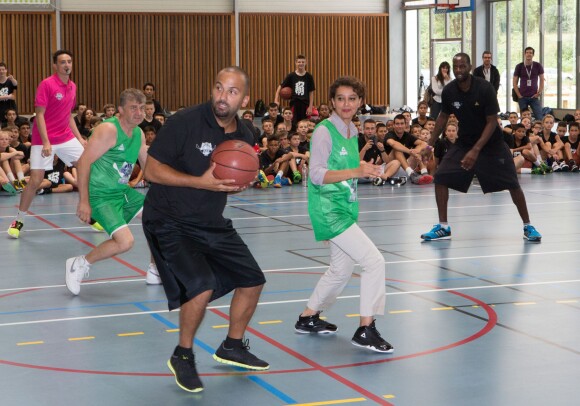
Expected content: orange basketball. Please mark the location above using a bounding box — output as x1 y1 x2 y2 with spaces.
211 140 259 187
280 86 293 100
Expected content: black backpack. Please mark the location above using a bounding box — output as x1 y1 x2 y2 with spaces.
254 99 266 117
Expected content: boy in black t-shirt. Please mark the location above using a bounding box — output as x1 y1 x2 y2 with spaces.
274 55 315 123
259 136 293 187
285 132 309 183
563 121 580 172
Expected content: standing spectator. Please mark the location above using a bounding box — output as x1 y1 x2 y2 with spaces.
473 51 500 94
274 55 315 124
142 67 269 393
7 50 86 239
513 47 545 120
430 61 452 119
0 62 18 127
294 76 394 354
74 103 87 131
142 82 165 115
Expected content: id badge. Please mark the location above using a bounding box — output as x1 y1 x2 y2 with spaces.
348 179 358 203
527 80 532 86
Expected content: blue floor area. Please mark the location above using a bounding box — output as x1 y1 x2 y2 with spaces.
1 175 579 405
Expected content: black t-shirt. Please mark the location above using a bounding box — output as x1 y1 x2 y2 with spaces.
434 137 453 160
284 144 308 166
383 131 418 155
144 101 254 224
139 118 162 133
441 76 502 149
505 134 530 156
0 79 18 124
44 158 66 188
564 136 580 153
357 136 381 163
259 148 285 171
153 99 164 115
281 72 315 104
542 131 558 145
411 116 431 127
13 141 30 162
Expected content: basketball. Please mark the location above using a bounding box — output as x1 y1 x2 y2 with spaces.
280 86 293 100
211 140 260 186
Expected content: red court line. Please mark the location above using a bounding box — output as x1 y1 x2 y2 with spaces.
210 308 395 406
0 289 39 299
27 209 146 276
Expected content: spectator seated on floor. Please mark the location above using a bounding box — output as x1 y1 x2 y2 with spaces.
0 127 27 191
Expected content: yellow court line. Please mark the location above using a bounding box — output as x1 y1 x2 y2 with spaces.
431 307 454 311
514 302 537 306
389 310 412 314
117 332 144 337
212 324 230 329
346 314 360 318
556 300 578 303
17 341 44 346
290 397 366 406
258 320 282 325
166 329 180 333
383 394 396 399
68 336 95 341
319 316 327 320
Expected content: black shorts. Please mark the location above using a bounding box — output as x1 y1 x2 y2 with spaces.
142 217 266 311
434 142 520 194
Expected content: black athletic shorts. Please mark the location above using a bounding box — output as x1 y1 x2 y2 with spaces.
434 141 520 194
143 217 266 311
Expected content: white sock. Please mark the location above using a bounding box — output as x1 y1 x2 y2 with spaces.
17 171 25 181
7 172 15 182
440 222 449 228
521 168 532 174
277 170 283 178
535 157 542 166
82 255 91 266
405 167 413 176
420 168 428 175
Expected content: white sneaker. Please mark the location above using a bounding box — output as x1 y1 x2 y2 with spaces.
146 263 162 285
65 256 90 295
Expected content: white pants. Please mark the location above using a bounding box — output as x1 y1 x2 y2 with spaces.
30 137 84 170
307 223 386 317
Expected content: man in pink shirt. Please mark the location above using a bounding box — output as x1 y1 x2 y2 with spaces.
8 50 86 238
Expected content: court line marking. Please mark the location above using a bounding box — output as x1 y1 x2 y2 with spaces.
291 397 367 405
3 249 580 294
68 336 95 341
2 197 578 226
16 341 44 346
1 279 578 328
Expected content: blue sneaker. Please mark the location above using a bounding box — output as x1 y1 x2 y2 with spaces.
523 225 542 242
281 177 292 186
272 174 282 188
421 224 451 241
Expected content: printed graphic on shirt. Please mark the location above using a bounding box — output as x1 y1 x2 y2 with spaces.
197 142 213 156
0 87 8 97
295 81 305 97
113 161 134 184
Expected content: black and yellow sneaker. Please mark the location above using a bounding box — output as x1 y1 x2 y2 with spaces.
18 179 28 189
213 339 269 370
351 320 394 353
12 180 22 192
167 352 204 393
7 220 23 239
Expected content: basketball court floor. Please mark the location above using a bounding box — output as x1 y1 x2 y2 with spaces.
1 175 579 405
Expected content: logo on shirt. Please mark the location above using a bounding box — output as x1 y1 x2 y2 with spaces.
117 144 125 151
339 147 348 156
294 81 305 97
452 101 462 110
113 162 134 184
197 142 214 156
475 101 480 107
0 87 8 97
55 92 64 101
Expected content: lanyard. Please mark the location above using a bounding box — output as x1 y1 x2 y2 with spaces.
524 63 533 79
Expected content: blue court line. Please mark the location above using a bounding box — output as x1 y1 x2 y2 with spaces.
0 299 166 316
133 303 296 404
228 195 280 211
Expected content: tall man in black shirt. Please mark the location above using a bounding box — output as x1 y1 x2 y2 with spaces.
421 53 542 242
142 67 269 393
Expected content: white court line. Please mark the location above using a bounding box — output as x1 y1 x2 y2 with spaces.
2 199 578 231
1 279 579 328
2 249 580 294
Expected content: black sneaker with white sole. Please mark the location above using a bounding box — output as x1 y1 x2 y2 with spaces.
213 339 269 370
351 320 394 353
295 312 338 334
167 351 204 393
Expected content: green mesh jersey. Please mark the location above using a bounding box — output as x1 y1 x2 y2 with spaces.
308 120 359 241
89 117 142 199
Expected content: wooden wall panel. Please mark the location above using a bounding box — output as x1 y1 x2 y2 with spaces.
59 13 234 113
239 14 389 108
0 13 53 115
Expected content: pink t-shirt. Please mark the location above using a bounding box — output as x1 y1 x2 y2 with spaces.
31 73 77 146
